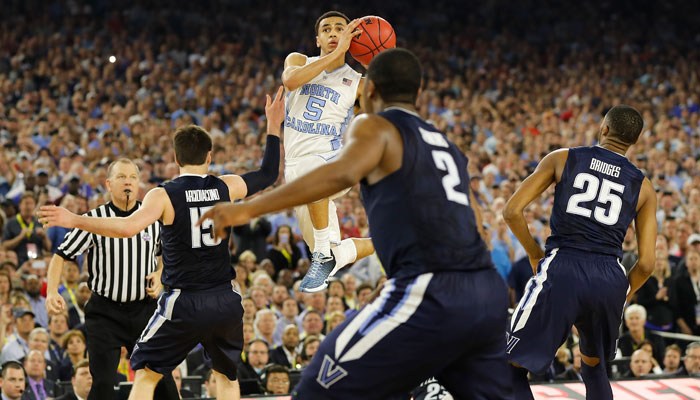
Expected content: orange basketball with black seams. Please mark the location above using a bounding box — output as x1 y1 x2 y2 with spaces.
349 16 396 66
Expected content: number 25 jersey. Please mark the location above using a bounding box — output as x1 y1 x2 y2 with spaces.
546 146 645 258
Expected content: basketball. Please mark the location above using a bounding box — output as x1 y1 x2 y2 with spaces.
349 16 396 66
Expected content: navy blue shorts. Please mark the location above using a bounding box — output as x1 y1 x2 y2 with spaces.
130 283 244 379
292 269 512 400
507 248 629 374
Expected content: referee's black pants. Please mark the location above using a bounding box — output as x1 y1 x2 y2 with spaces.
85 293 180 400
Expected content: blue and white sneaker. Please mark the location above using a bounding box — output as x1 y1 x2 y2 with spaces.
300 252 336 293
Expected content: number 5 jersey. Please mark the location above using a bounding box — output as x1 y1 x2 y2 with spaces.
284 57 362 159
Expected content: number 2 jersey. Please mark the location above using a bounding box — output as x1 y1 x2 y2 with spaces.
359 107 493 280
545 146 645 258
160 174 233 290
284 57 361 159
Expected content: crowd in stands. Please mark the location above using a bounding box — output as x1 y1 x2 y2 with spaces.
0 0 700 397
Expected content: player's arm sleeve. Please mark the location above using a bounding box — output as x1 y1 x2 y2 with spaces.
240 135 280 197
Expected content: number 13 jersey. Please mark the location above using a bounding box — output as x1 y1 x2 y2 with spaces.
546 146 645 258
160 174 233 290
284 57 361 159
360 107 493 280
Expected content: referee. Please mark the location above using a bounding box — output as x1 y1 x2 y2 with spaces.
45 158 178 400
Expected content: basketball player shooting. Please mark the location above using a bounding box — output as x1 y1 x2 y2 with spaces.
281 11 375 293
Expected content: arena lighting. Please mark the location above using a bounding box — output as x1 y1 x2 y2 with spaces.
108 55 116 63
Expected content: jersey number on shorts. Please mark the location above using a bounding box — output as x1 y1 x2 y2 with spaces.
304 97 326 121
566 172 624 225
189 206 223 248
432 150 469 206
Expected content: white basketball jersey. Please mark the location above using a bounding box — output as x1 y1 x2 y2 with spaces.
284 57 362 159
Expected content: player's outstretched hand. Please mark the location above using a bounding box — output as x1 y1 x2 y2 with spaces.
196 203 253 242
46 291 67 315
37 205 76 229
265 86 285 136
336 19 363 54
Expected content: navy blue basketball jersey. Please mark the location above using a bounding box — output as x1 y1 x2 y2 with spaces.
359 107 492 280
160 174 233 290
545 146 645 258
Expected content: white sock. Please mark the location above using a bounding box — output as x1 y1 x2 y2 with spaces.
332 239 358 270
313 227 331 257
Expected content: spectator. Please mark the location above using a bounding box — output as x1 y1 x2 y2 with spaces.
23 275 47 329
263 364 291 395
296 335 320 369
266 225 302 276
171 366 194 399
324 310 346 335
269 325 300 369
23 349 53 399
0 309 35 364
670 249 700 334
65 283 89 330
676 342 700 376
635 256 674 331
201 370 217 399
25 328 58 382
236 339 268 395
556 344 582 382
58 330 86 381
46 314 68 366
617 304 666 362
2 193 50 266
275 297 301 337
624 349 654 378
254 309 278 348
663 344 683 374
300 310 324 341
0 360 25 400
55 359 92 400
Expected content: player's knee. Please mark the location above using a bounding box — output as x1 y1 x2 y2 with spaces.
580 353 600 367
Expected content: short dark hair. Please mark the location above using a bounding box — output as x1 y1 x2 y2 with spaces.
1 360 25 378
604 105 644 145
72 359 90 377
265 364 289 377
367 48 422 104
315 11 350 35
173 125 212 166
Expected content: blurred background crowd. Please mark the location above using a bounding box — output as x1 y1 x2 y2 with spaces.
0 0 699 397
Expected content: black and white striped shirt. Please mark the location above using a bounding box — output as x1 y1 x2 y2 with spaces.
57 201 161 302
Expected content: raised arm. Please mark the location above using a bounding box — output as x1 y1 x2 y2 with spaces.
223 86 284 200
39 188 167 238
282 19 362 91
504 149 567 273
199 113 392 240
626 178 658 303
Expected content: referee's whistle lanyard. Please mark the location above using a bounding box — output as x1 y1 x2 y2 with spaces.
16 215 34 238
